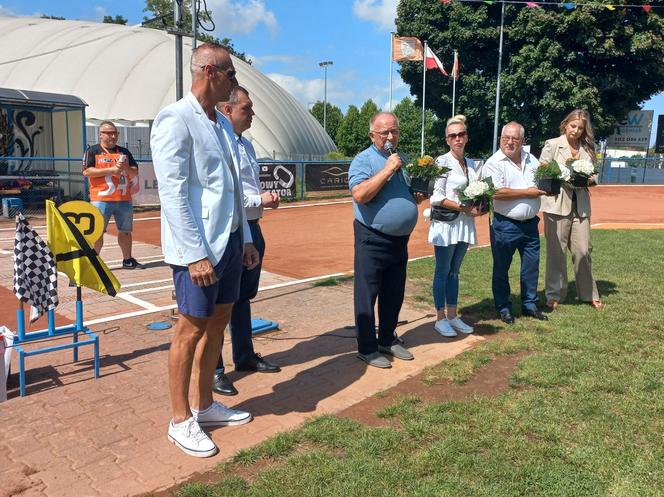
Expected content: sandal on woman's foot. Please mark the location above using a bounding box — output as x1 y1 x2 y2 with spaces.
591 300 604 310
546 301 559 310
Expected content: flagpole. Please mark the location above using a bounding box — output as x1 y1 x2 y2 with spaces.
389 32 394 112
492 0 506 153
421 41 427 155
452 50 457 116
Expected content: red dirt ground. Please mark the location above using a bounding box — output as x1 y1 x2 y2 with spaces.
121 185 664 279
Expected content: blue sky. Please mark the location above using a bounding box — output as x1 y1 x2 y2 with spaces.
1 0 662 144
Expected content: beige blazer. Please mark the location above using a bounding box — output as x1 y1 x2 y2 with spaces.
539 135 593 217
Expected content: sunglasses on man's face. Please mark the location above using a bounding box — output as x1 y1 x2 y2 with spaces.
201 64 237 79
446 131 467 140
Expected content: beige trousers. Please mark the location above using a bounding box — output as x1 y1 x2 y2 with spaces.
543 211 599 303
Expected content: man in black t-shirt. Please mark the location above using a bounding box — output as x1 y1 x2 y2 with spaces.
82 121 142 268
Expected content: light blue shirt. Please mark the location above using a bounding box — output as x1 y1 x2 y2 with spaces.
348 145 418 236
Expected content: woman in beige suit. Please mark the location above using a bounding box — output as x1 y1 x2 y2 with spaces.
539 109 603 310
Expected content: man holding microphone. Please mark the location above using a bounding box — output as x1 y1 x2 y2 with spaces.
348 112 424 369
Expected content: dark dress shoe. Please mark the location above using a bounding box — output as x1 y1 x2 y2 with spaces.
522 308 549 321
212 372 238 396
500 310 515 325
235 354 281 373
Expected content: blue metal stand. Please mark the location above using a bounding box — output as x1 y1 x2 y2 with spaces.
251 318 279 336
15 288 99 397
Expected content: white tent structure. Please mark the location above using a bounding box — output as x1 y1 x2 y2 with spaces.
0 16 336 160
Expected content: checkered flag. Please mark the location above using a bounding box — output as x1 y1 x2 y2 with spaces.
13 213 59 322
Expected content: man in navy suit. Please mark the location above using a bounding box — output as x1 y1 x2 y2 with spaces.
151 43 259 458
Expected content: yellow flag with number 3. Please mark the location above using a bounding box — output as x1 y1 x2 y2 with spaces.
46 200 120 296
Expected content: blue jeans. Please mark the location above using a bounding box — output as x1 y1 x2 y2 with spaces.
489 213 541 313
91 200 133 232
433 242 469 310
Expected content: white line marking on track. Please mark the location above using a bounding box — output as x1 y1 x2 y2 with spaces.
85 305 177 326
120 278 173 288
592 222 664 227
116 292 161 310
278 200 352 209
124 284 174 295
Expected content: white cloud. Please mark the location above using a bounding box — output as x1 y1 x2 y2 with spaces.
94 5 107 21
353 0 398 31
249 54 304 69
266 73 354 110
0 5 19 16
207 0 278 36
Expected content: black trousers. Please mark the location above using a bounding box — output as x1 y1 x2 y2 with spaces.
353 220 409 355
216 221 265 371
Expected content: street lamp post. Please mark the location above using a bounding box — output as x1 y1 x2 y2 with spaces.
319 60 333 135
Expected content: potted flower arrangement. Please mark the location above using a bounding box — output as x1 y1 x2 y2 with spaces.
566 159 598 187
406 155 450 195
458 177 496 214
534 159 570 195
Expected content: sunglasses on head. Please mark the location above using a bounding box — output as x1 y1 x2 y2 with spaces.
447 131 467 140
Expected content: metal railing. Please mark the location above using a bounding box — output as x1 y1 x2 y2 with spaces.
2 155 663 219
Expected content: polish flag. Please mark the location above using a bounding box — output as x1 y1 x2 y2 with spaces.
425 46 448 76
452 51 459 80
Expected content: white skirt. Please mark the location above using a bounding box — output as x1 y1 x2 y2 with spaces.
428 213 476 247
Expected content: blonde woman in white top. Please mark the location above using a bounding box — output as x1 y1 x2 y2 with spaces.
429 115 483 337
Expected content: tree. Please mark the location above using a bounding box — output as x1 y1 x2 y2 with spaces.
397 1 664 156
359 99 381 140
143 0 250 63
336 105 367 156
393 97 446 158
310 101 343 144
40 15 65 20
103 15 128 25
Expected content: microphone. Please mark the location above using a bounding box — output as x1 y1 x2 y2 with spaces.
384 140 397 181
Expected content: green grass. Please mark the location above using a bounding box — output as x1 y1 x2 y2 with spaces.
312 275 354 287
178 230 664 497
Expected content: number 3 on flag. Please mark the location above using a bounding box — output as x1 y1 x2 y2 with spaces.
58 201 105 245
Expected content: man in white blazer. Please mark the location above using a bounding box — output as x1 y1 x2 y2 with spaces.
151 43 259 458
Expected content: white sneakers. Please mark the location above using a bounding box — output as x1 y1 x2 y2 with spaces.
448 316 474 334
434 319 457 337
168 401 253 458
168 417 218 458
434 317 474 337
192 401 253 427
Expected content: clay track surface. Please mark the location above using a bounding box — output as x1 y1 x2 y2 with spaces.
0 185 662 331
124 185 664 279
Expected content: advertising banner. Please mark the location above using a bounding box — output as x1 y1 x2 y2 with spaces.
305 163 350 192
259 163 297 200
655 115 664 154
606 110 654 149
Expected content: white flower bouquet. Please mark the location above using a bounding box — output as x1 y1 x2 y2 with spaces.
566 159 598 187
569 159 596 176
458 177 496 214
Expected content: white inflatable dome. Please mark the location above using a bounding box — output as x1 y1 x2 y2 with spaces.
0 16 336 159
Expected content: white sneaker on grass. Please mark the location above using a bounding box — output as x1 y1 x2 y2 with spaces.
434 319 457 337
168 417 218 458
192 401 252 427
448 316 474 334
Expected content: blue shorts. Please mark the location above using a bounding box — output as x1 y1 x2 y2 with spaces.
171 230 243 318
91 201 133 232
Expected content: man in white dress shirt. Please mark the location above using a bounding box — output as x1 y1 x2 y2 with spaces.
151 44 259 458
212 87 281 396
482 122 549 324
